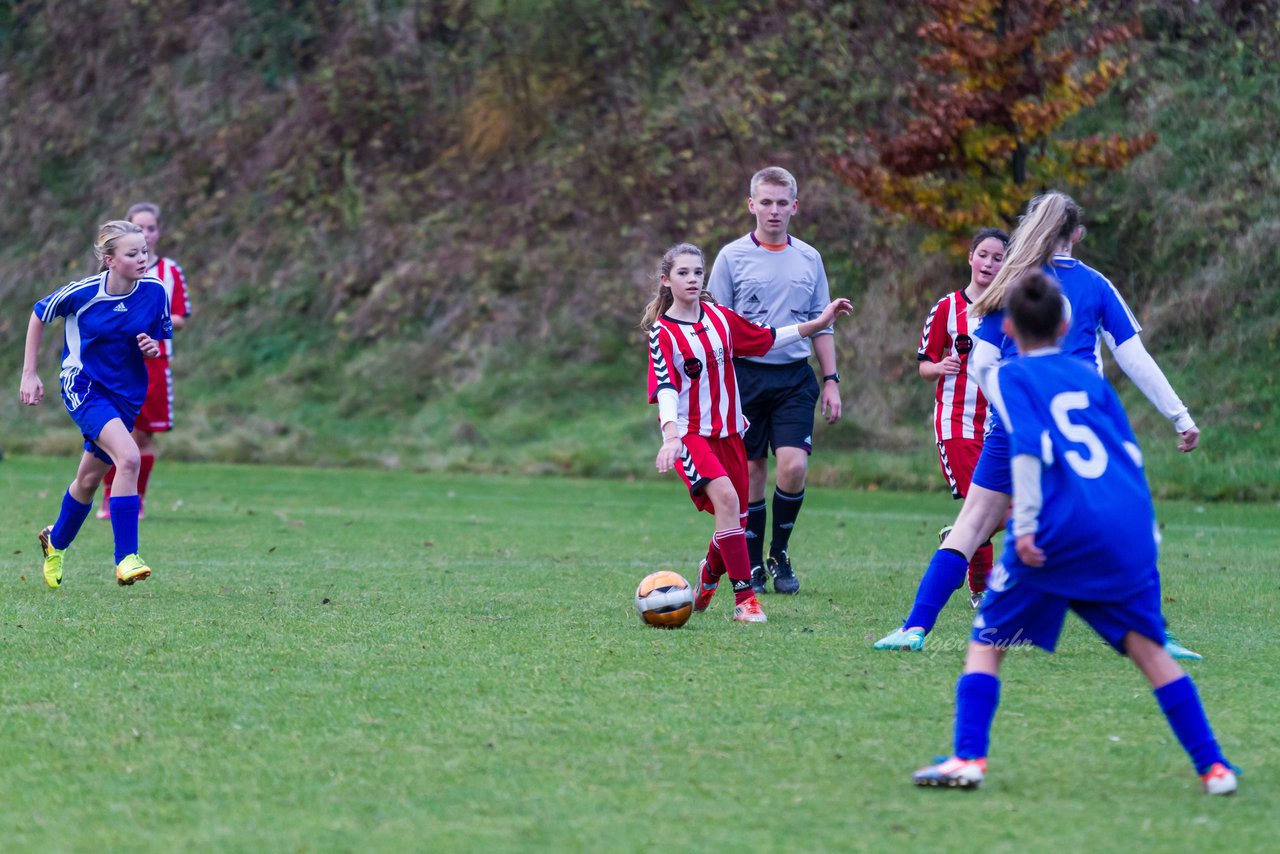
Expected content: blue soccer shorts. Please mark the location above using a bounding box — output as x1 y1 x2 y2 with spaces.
970 410 1012 495
973 569 1167 655
734 359 819 460
62 373 139 465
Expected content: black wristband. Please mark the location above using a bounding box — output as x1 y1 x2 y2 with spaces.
822 372 841 384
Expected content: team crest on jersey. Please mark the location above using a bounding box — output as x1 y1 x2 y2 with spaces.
684 357 703 378
954 333 972 355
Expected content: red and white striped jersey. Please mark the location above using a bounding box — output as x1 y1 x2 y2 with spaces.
648 302 776 438
149 257 190 358
917 289 987 441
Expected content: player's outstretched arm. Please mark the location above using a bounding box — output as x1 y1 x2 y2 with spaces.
798 298 853 338
1109 335 1198 452
19 312 45 406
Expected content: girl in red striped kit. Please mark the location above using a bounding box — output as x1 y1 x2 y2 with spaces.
643 243 852 622
916 227 1008 606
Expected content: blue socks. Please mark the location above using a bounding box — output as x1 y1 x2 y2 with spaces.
1155 675 1227 774
109 495 141 563
948 672 1226 771
50 490 93 550
47 490 144 566
904 548 969 632
954 672 1001 760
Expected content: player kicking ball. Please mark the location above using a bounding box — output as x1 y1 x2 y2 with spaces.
912 271 1237 795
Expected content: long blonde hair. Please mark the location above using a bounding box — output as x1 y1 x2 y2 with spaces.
972 191 1081 318
639 242 712 328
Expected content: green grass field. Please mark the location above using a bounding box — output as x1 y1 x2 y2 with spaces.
1 456 1275 852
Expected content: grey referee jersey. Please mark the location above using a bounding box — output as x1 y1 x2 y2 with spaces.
707 233 832 365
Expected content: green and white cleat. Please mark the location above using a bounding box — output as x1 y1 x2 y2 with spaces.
39 526 64 589
1164 635 1203 661
873 627 926 651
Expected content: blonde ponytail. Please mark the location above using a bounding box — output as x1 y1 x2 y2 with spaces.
972 192 1081 318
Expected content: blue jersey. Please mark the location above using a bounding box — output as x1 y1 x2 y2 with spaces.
987 351 1156 601
973 255 1142 370
34 271 173 410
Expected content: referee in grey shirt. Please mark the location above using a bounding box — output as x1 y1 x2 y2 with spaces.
707 166 844 596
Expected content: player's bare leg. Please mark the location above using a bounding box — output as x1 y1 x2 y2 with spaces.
1126 631 1236 794
134 428 155 519
913 642 1007 788
94 420 151 585
875 485 1009 649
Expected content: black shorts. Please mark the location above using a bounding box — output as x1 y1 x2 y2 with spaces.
734 359 818 461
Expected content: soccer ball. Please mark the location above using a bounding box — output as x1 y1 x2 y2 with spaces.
634 570 694 628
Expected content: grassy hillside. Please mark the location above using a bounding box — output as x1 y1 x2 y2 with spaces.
1 1 1276 499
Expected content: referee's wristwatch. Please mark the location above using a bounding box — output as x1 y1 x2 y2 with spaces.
822 372 841 384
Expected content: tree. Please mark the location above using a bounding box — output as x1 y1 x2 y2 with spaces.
834 0 1155 251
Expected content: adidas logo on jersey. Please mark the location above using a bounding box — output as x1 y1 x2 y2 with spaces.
746 295 761 304
113 303 128 312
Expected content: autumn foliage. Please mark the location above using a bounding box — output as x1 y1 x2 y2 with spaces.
834 0 1156 250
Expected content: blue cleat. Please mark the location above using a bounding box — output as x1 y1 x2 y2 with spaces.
1164 635 1203 661
873 626 926 651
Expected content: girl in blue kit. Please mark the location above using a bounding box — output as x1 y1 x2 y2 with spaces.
911 270 1236 795
19 221 172 588
874 192 1201 658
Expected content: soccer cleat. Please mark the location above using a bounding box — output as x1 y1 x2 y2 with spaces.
116 554 152 586
767 551 799 595
750 564 768 595
39 526 64 589
732 596 768 623
1164 635 1203 661
969 591 985 610
95 504 111 520
1200 762 1238 795
692 560 718 612
938 525 953 545
913 756 986 789
873 627 926 651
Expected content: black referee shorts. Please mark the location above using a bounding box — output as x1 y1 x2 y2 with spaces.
734 358 819 461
